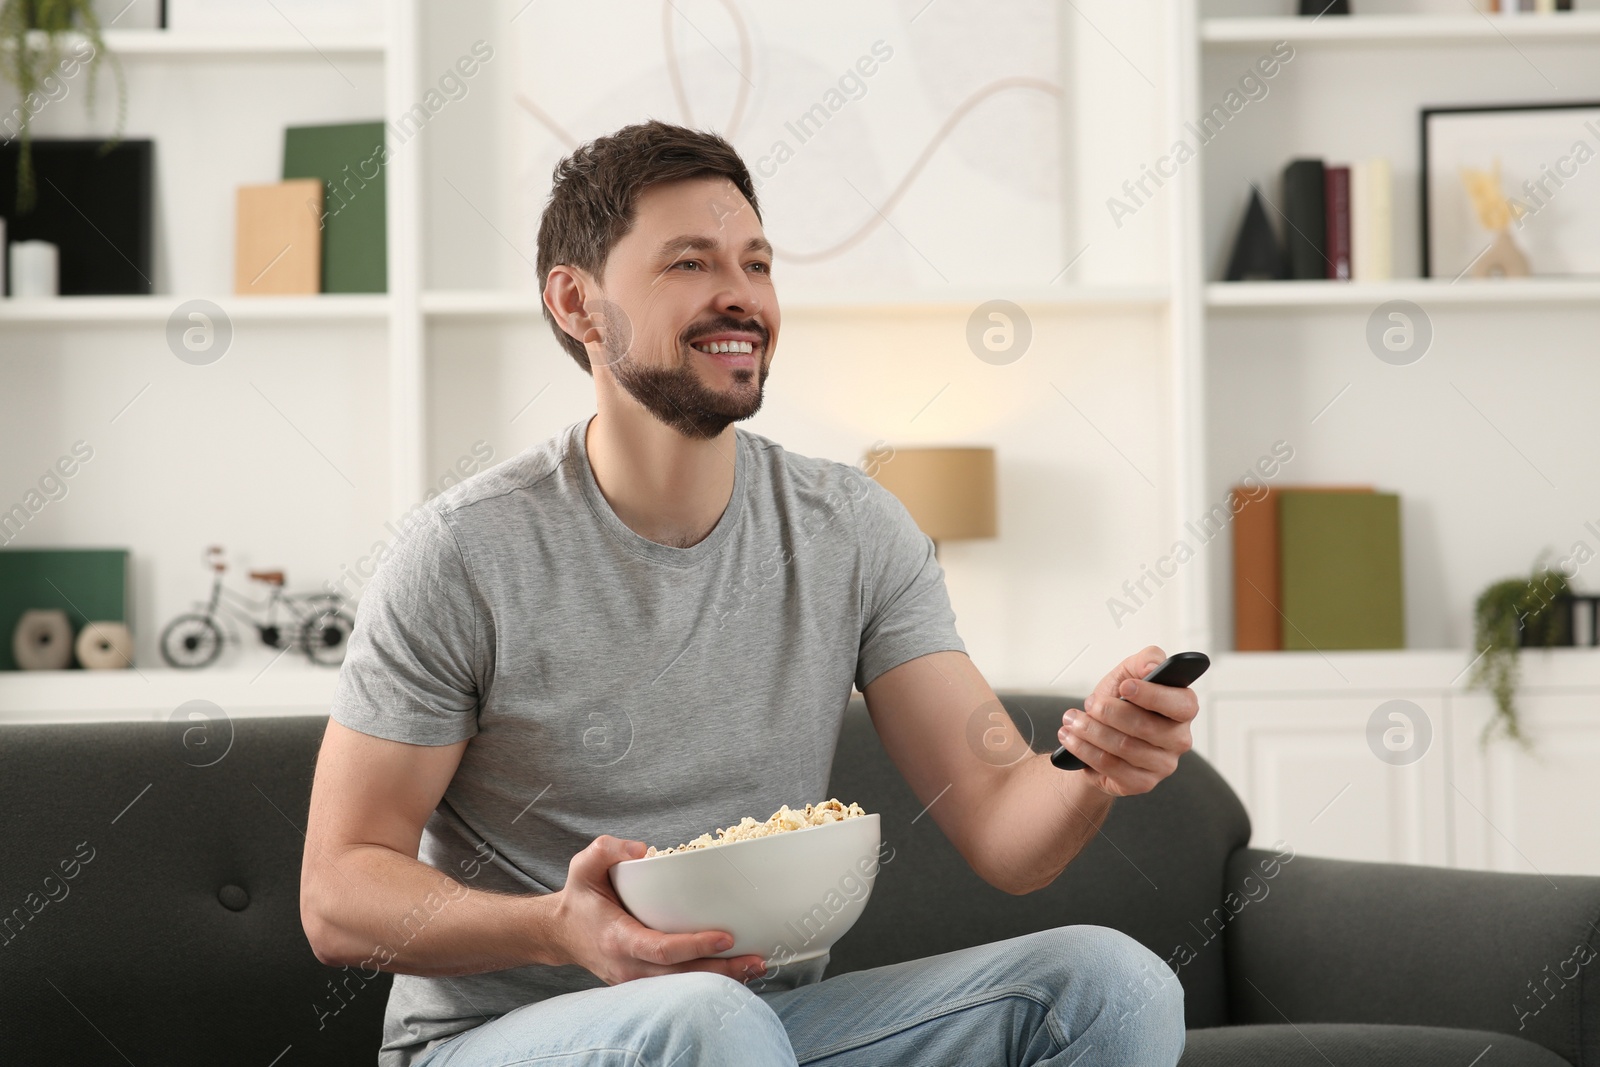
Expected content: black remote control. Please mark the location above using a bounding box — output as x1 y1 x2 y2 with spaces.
1050 651 1210 770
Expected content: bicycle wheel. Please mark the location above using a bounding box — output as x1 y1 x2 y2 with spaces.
302 609 355 666
160 614 224 669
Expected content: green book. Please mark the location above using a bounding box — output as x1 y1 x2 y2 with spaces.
0 549 129 669
283 122 387 293
1279 491 1404 650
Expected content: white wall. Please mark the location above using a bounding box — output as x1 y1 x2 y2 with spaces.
427 303 1177 697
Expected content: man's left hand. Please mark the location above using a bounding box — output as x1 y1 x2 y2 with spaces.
1055 645 1197 798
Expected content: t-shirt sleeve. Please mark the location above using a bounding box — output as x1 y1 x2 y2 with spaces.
329 506 485 746
850 470 968 692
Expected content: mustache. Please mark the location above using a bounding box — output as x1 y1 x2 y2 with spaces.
682 316 769 347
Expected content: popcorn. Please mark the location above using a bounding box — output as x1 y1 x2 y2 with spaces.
644 799 868 857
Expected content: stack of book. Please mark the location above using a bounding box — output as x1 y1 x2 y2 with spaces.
1281 158 1392 282
1232 485 1405 651
234 122 388 295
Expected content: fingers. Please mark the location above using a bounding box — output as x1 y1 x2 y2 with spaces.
617 914 738 968
1122 645 1167 685
1090 693 1197 747
1059 708 1173 775
1056 724 1162 794
613 914 768 981
1113 675 1200 723
1089 645 1167 706
656 954 768 982
573 834 646 879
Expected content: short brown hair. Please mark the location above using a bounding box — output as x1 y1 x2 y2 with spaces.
536 120 762 375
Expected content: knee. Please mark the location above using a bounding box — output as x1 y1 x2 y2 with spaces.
641 972 793 1062
1033 926 1186 1057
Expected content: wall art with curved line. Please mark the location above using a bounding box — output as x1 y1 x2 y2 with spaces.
511 0 1067 301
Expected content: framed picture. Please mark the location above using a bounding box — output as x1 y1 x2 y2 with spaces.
1421 101 1600 279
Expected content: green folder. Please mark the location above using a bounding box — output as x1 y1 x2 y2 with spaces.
0 548 129 669
283 122 387 293
1279 491 1404 650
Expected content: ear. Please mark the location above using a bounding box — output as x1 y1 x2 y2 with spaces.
544 265 603 346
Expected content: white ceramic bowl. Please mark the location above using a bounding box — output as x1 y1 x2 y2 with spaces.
610 813 882 965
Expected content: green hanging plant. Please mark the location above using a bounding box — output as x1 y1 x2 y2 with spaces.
1468 559 1571 749
0 0 127 214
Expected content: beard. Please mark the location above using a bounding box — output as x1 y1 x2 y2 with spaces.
605 318 769 441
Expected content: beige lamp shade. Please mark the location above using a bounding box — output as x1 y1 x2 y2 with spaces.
866 446 997 542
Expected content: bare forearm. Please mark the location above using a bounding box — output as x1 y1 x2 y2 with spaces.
980 753 1115 894
302 844 563 977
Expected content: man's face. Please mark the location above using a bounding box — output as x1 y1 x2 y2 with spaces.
590 176 778 440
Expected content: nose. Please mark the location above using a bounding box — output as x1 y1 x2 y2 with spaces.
716 267 765 321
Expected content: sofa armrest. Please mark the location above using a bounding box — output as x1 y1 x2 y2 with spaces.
1224 847 1600 1067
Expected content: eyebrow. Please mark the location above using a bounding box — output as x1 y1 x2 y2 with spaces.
656 233 774 263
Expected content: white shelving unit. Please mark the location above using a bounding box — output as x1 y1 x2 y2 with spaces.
5 1 1597 851
1177 1 1600 871
1178 0 1600 652
0 8 416 714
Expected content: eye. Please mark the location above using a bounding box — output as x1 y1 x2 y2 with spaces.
672 259 703 271
747 261 771 274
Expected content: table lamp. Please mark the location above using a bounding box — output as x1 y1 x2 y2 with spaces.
865 446 997 559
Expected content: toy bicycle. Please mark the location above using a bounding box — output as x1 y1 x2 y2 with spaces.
159 546 355 668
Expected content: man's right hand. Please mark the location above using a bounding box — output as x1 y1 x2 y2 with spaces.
547 835 768 985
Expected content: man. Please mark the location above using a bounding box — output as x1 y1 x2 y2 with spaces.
301 120 1193 1066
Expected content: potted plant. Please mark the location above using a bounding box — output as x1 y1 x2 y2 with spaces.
0 0 126 213
1468 560 1572 748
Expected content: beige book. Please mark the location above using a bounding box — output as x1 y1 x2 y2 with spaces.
1350 158 1393 282
235 178 323 295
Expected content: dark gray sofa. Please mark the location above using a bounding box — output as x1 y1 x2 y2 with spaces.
2 693 1595 1065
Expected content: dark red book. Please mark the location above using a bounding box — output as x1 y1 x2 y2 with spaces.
1325 165 1351 281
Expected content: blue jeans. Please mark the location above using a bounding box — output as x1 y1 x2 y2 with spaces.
412 925 1186 1066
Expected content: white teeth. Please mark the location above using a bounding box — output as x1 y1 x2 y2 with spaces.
693 340 754 354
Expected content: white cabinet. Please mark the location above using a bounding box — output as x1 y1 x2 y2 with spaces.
1212 695 1449 867
1203 650 1600 874
1450 692 1600 877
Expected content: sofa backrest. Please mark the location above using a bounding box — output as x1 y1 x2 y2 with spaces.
0 714 385 1065
824 692 1252 1029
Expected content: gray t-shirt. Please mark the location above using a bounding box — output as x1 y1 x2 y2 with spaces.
329 415 966 1066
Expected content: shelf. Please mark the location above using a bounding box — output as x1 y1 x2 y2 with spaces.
1206 278 1600 310
423 285 1171 317
13 28 389 57
1206 647 1600 695
0 294 390 325
0 660 339 724
1201 13 1600 45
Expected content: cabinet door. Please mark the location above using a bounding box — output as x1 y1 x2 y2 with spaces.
1450 692 1600 876
1211 695 1450 867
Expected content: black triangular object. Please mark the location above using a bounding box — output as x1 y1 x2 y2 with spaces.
1225 186 1287 282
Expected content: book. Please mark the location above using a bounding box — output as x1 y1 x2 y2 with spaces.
1281 159 1327 281
282 122 387 293
234 179 322 295
1350 158 1393 282
1278 491 1405 650
1324 165 1351 280
1231 485 1374 651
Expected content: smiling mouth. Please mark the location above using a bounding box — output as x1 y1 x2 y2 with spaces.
689 339 759 356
